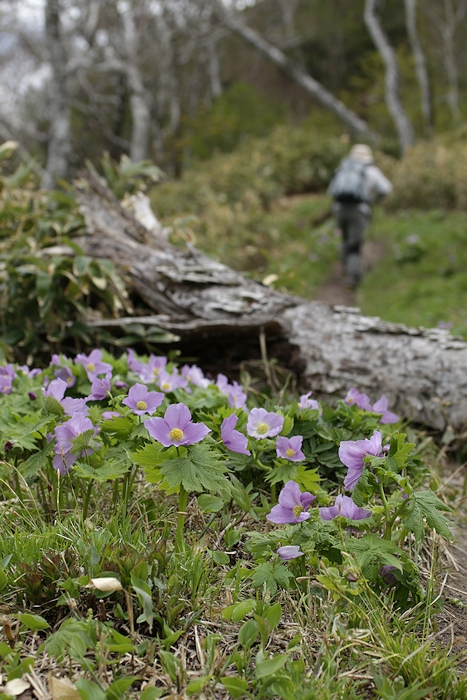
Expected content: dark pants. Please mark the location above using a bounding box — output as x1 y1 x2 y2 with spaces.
332 203 370 287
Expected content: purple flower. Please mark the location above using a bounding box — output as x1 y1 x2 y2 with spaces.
216 374 247 409
372 395 399 424
114 381 128 390
0 364 16 394
42 378 88 416
42 377 67 402
276 435 305 462
75 349 112 381
122 383 164 416
145 403 211 447
139 354 167 383
340 430 384 491
266 480 315 524
181 364 211 388
227 381 247 409
156 369 188 393
319 495 372 521
221 414 251 455
102 410 121 420
28 391 37 400
379 565 399 585
88 372 112 401
345 388 372 411
277 545 304 560
247 408 284 439
127 349 145 375
54 366 75 388
53 414 97 474
298 392 319 410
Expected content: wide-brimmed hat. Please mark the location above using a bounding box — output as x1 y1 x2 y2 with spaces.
349 144 373 164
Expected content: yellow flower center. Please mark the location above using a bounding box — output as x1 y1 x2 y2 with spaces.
285 448 295 458
169 428 184 442
292 504 304 518
256 422 269 435
152 368 160 377
162 382 171 391
66 376 72 384
86 362 95 372
136 400 147 410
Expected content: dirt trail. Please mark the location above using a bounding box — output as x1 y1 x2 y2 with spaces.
314 238 387 306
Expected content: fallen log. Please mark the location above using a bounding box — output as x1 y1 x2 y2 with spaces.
74 172 467 433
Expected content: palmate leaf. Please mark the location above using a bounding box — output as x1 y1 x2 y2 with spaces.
158 442 231 496
2 416 51 451
18 441 55 479
345 534 403 581
136 441 231 495
405 490 454 541
73 456 131 482
250 561 293 595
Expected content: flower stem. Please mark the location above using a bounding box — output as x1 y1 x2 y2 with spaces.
175 484 189 553
378 482 392 540
82 480 93 521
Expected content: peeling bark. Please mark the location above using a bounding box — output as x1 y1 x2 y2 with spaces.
74 172 467 433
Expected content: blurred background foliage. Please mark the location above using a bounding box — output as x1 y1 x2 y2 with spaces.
2 0 467 359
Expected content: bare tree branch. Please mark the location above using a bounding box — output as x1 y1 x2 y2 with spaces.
214 1 378 141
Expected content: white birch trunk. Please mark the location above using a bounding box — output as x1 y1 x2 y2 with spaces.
364 0 415 154
404 0 432 133
41 0 71 189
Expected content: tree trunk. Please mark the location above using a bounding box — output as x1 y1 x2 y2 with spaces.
73 171 467 434
404 0 432 134
41 0 71 189
364 0 415 154
215 3 378 142
118 1 151 162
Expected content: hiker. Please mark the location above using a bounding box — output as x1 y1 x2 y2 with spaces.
328 144 392 289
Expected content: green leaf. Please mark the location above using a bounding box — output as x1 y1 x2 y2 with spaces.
255 653 288 678
105 676 138 700
197 493 225 512
0 568 7 591
232 599 257 622
263 602 282 630
250 562 292 595
19 613 50 631
157 442 230 495
139 689 164 700
75 678 106 700
131 574 154 631
73 456 131 482
7 657 34 680
405 491 453 542
346 535 403 581
238 618 259 650
186 676 212 696
133 443 179 470
18 442 55 479
295 465 320 492
0 642 12 657
220 677 249 698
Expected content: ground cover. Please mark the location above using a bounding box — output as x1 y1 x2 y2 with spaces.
0 350 465 699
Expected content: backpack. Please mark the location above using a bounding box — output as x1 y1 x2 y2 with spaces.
327 158 368 204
